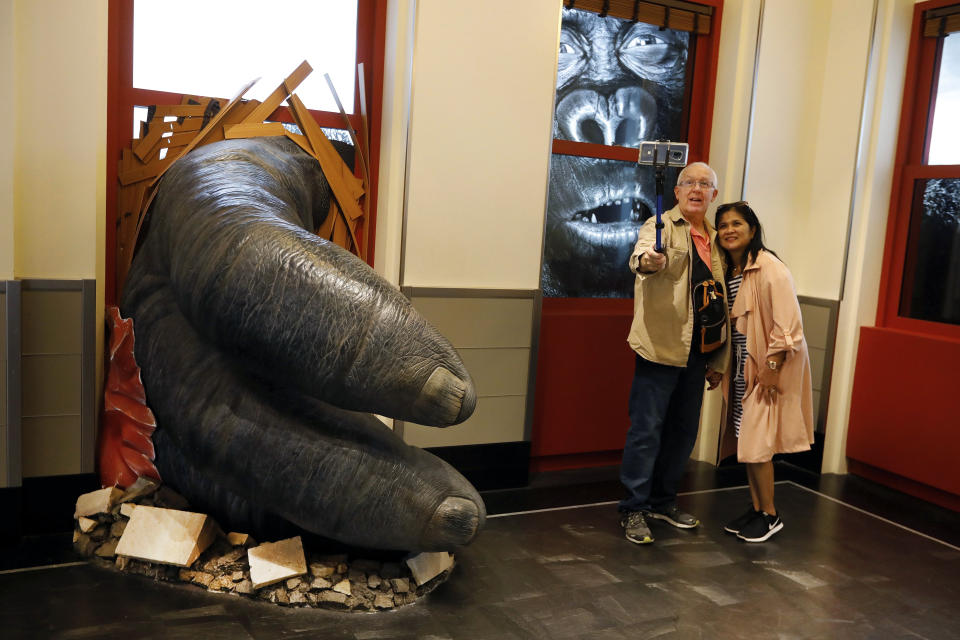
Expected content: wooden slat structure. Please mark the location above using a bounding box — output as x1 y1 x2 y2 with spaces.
115 61 367 294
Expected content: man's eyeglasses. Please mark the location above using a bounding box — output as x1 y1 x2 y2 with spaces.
678 180 715 190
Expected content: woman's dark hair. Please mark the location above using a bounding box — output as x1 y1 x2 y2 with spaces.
714 201 779 276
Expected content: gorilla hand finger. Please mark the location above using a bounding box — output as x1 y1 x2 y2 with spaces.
128 283 484 551
123 137 474 426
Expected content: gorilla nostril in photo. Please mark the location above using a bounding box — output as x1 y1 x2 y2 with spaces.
578 119 606 144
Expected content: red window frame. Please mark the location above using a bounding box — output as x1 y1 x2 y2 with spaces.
105 0 386 304
877 0 960 341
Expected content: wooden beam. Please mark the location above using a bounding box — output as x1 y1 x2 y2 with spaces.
288 94 363 252
149 77 259 187
224 122 287 139
242 60 312 124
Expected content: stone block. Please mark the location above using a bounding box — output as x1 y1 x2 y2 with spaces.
247 536 307 590
317 590 347 605
406 551 454 586
390 577 410 593
332 579 351 596
114 505 217 567
309 563 335 578
119 476 159 503
374 593 394 609
78 517 97 533
75 487 123 518
227 532 255 547
311 576 332 590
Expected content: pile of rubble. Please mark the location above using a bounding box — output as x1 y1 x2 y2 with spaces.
73 479 455 611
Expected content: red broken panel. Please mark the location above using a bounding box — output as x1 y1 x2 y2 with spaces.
98 306 161 488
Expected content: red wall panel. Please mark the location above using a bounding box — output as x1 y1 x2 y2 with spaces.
531 299 635 462
847 326 960 499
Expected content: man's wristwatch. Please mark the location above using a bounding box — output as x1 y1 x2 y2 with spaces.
767 360 779 371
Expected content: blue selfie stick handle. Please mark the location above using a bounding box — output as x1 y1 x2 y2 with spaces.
655 193 663 252
654 164 666 252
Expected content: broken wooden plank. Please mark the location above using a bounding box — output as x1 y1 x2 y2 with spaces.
288 95 364 202
284 130 314 157
224 122 287 140
120 154 176 186
149 104 207 118
149 77 260 187
242 60 312 124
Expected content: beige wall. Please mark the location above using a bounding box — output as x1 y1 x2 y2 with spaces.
744 0 874 300
822 0 915 474
0 0 14 279
398 0 559 290
13 0 107 283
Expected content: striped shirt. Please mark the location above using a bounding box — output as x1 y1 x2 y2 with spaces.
727 273 747 438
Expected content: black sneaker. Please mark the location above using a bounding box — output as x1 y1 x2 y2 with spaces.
737 511 783 542
645 505 700 529
723 506 761 534
620 511 654 544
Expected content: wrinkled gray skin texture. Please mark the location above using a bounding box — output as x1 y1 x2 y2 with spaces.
120 136 485 552
542 9 689 298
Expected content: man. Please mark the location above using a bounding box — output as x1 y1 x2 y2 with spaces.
618 161 730 544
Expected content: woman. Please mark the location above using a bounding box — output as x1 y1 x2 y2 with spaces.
715 202 814 543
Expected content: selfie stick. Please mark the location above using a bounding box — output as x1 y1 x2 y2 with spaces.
637 141 688 253
654 164 666 253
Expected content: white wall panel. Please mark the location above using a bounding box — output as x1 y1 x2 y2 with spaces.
401 0 560 289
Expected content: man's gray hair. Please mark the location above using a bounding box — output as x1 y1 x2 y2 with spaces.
676 162 718 189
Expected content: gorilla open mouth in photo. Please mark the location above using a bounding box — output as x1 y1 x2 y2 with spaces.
541 8 690 298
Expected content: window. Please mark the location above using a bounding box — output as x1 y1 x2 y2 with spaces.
106 0 385 303
541 0 720 299
880 0 960 336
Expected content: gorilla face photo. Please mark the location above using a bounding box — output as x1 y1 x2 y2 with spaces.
542 8 690 298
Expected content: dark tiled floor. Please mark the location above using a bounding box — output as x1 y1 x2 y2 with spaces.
2 461 959 639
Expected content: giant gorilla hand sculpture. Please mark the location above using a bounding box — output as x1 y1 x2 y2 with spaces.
120 136 484 552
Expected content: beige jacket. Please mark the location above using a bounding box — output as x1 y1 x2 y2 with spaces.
719 250 815 463
627 206 730 373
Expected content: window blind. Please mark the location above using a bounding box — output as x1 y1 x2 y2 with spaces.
924 4 960 37
563 0 713 34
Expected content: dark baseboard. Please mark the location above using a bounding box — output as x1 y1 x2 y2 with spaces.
12 474 101 539
426 441 531 491
0 487 23 544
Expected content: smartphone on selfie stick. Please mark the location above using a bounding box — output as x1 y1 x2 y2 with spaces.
638 141 689 252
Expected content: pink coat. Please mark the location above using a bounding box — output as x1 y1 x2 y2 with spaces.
719 250 815 463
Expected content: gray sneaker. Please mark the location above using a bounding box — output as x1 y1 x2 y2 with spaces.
645 505 700 529
620 510 654 544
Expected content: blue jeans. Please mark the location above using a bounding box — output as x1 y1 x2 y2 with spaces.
618 349 709 513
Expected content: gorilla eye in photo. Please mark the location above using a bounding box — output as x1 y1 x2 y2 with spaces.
542 8 690 299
